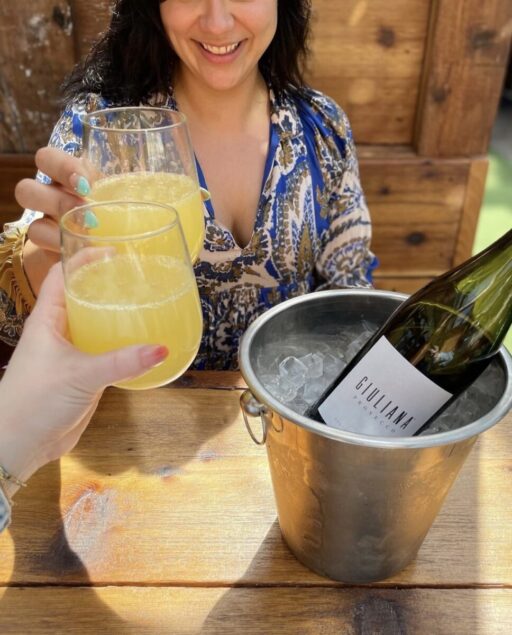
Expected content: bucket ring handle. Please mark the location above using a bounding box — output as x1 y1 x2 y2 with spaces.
240 390 279 445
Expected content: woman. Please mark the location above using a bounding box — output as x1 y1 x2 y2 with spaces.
1 0 376 369
0 264 168 531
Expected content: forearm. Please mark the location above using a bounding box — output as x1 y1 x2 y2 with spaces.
0 383 43 498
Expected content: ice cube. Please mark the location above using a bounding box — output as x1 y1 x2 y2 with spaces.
303 378 327 404
323 353 346 380
299 353 324 379
345 333 371 362
279 356 307 389
277 376 299 403
259 373 281 396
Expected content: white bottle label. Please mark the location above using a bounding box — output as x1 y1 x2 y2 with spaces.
318 336 453 437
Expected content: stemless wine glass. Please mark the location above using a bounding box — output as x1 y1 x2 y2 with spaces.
81 107 205 262
60 200 203 390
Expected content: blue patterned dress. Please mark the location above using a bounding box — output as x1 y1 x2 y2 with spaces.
0 86 377 369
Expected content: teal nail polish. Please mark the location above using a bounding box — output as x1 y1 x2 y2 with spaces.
84 209 99 229
75 176 91 197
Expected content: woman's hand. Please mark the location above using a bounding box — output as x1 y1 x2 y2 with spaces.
15 147 93 295
0 263 168 496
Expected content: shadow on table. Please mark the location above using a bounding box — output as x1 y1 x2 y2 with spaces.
199 436 502 633
0 462 129 632
0 379 241 631
70 378 242 477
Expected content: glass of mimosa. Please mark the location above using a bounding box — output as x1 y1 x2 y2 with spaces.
81 107 205 262
60 200 203 390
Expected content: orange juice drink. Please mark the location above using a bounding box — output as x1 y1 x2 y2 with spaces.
91 172 205 262
65 253 202 390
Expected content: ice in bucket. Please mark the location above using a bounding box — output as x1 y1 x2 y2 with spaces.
256 318 506 436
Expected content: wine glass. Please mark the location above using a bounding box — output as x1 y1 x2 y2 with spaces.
81 107 205 263
60 200 203 390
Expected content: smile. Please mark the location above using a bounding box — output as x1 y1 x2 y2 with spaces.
200 42 241 56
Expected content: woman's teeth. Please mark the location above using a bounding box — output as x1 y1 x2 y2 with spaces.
201 42 240 55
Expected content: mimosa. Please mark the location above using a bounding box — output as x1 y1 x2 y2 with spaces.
65 254 203 390
90 172 205 262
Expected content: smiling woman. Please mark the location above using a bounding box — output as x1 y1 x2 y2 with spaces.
0 0 377 370
62 0 310 104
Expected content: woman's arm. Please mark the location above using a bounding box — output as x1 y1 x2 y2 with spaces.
309 94 378 289
0 95 102 349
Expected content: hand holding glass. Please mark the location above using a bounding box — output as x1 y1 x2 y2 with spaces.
61 201 203 390
81 107 205 262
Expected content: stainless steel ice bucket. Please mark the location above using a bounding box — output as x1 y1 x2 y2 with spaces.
239 290 512 583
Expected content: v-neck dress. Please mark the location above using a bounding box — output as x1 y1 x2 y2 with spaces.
0 86 377 370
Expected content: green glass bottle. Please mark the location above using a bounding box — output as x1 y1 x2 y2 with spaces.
305 229 512 436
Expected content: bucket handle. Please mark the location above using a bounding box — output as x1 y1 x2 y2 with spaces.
240 390 276 445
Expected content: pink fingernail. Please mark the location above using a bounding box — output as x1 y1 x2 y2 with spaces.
141 345 169 368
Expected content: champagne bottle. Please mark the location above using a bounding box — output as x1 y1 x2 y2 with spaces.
305 229 512 436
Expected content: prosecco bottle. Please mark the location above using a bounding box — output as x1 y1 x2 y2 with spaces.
305 229 512 436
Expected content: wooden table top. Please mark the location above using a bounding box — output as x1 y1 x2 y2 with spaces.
1 371 511 634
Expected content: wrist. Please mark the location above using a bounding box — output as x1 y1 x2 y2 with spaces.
0 386 44 496
0 467 25 499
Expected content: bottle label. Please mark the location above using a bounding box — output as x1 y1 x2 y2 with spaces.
317 336 453 437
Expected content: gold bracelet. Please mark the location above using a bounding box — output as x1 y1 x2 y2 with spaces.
0 465 27 488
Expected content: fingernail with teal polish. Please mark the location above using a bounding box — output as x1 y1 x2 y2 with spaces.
84 209 99 229
75 176 91 197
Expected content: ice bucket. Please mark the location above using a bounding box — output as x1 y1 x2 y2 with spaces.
239 290 512 583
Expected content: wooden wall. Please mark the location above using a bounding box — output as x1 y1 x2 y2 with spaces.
0 0 511 292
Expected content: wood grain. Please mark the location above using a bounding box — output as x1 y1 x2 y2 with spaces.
69 0 112 59
0 377 510 587
309 0 431 143
0 154 36 225
0 0 75 152
416 0 512 156
373 276 433 294
453 158 489 264
361 159 470 274
0 588 511 634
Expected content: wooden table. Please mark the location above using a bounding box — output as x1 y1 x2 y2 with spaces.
0 371 511 634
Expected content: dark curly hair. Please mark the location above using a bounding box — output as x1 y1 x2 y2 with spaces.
62 0 312 104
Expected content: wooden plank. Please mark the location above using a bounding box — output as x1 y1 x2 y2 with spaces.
360 160 469 273
0 154 36 226
0 0 75 152
374 276 432 294
0 380 510 586
309 0 431 144
173 370 246 390
69 0 112 59
416 0 512 156
0 588 511 634
454 158 489 263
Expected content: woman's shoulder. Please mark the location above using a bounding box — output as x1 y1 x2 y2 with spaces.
60 91 175 120
288 86 354 144
48 93 111 148
60 92 111 119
